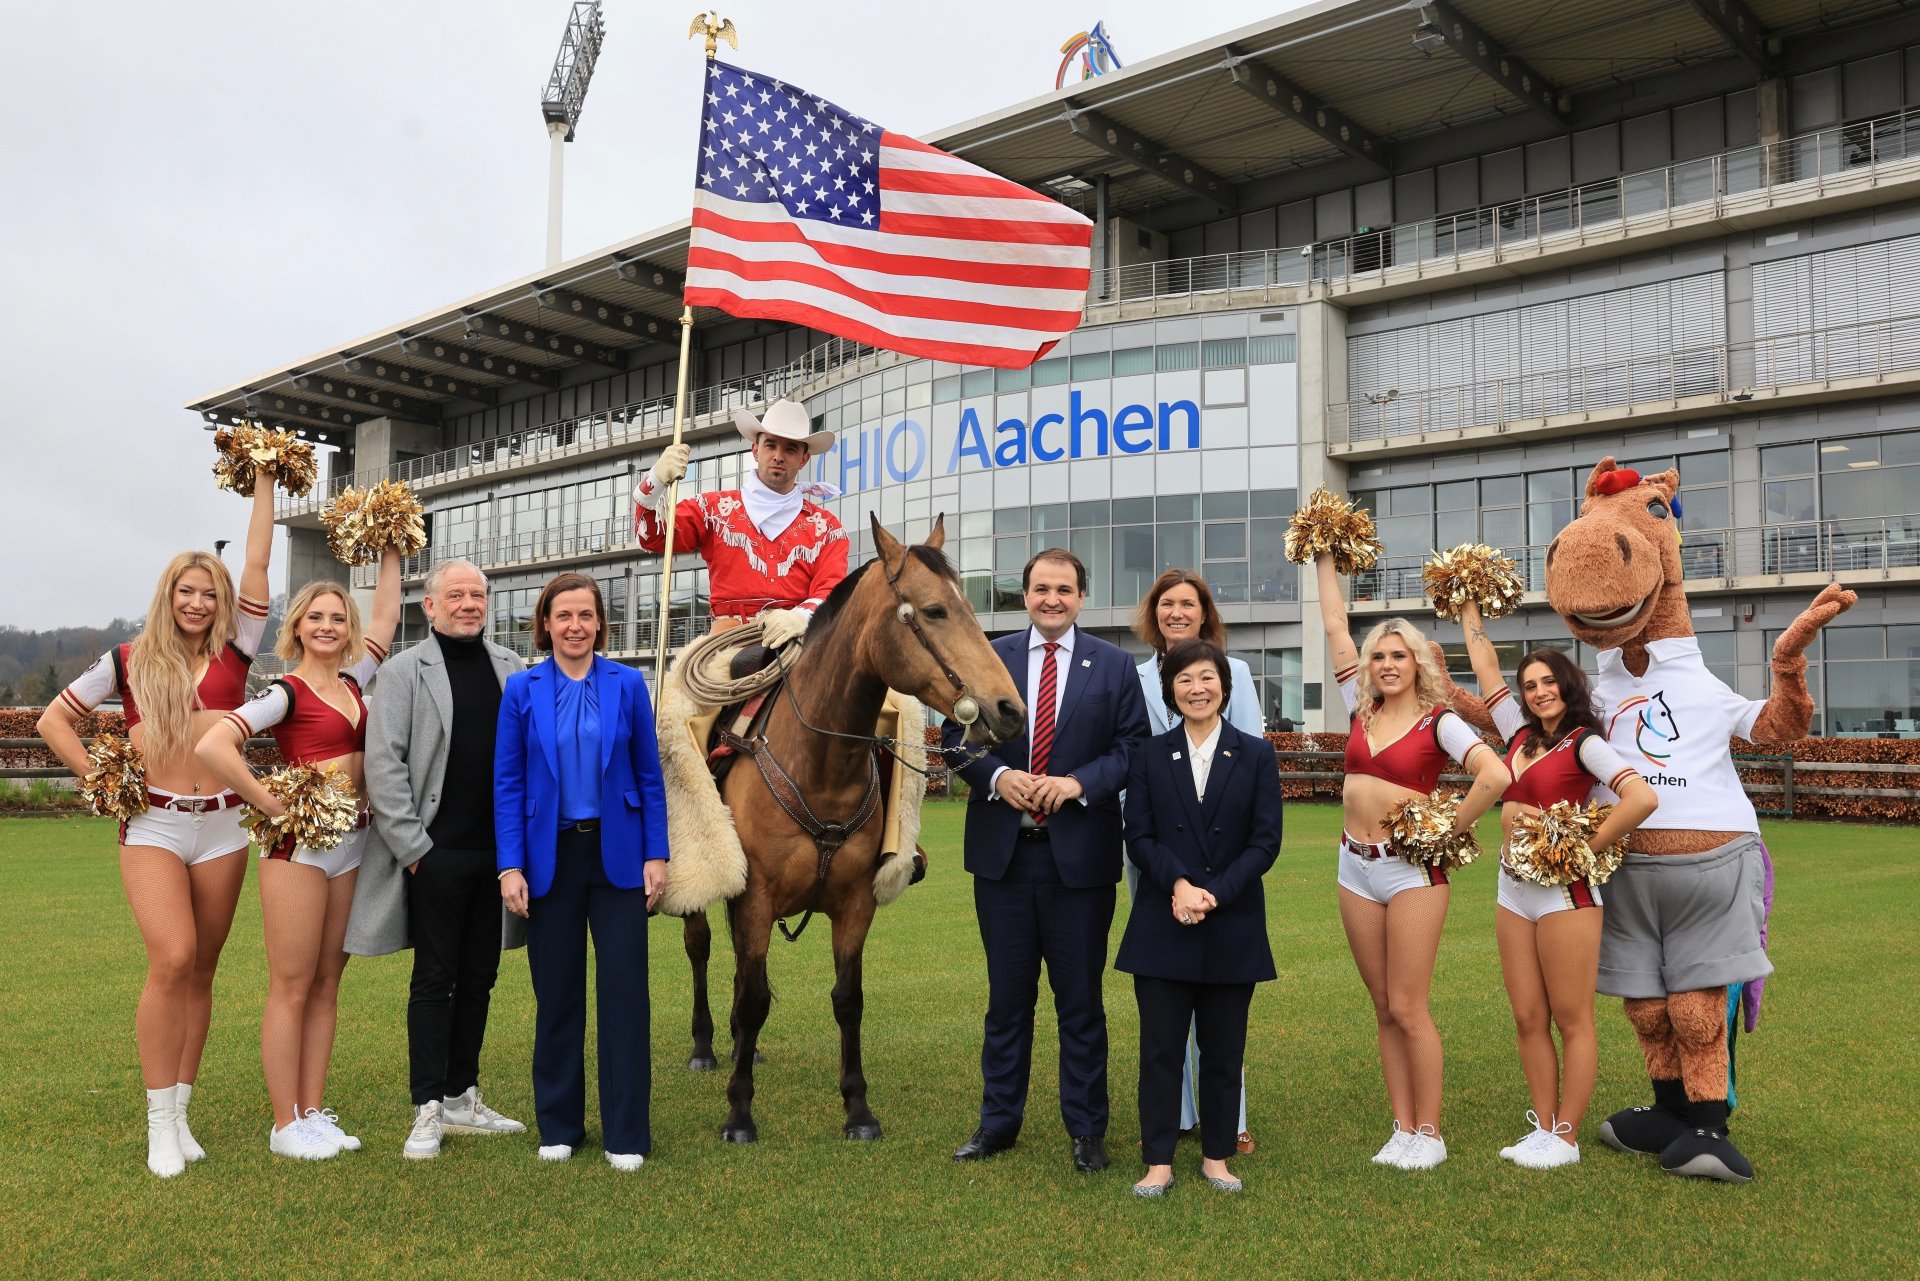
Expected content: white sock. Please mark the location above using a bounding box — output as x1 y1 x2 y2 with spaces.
145 1086 185 1179
175 1081 206 1163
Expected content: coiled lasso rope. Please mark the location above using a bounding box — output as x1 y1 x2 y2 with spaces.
674 620 802 707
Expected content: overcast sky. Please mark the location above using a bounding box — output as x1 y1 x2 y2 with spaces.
0 0 1306 627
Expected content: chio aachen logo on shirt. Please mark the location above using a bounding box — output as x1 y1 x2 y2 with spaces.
1609 691 1686 785
827 390 1201 496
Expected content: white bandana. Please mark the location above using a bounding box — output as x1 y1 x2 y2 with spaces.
742 471 804 540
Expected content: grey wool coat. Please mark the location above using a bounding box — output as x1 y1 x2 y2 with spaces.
345 631 527 958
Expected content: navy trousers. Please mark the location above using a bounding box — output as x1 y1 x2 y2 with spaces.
1135 975 1253 1164
524 827 652 1154
973 831 1116 1138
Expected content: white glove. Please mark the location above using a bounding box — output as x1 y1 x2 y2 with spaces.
648 442 691 490
758 607 810 650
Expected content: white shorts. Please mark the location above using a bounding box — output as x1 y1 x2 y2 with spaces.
1496 864 1604 923
1336 834 1449 905
122 793 249 866
263 826 366 880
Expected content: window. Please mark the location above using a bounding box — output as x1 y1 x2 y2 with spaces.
1202 338 1246 368
1070 352 1111 380
1112 346 1154 376
1248 334 1297 364
1156 343 1199 372
961 369 993 398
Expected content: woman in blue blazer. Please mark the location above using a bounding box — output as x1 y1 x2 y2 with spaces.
1130 568 1265 1153
495 572 668 1171
1118 638 1282 1197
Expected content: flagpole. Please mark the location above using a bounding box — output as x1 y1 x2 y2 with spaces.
652 12 738 694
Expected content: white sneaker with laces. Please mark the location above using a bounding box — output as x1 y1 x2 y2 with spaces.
606 1152 645 1171
538 1144 574 1161
1499 1110 1550 1162
305 1107 361 1152
270 1115 342 1160
440 1086 526 1135
404 1103 442 1160
1396 1125 1448 1170
1370 1122 1413 1166
1514 1118 1580 1169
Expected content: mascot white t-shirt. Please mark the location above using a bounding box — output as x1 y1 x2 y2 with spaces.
1590 636 1762 833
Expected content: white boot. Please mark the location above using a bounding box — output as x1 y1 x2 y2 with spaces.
146 1086 186 1178
175 1081 206 1163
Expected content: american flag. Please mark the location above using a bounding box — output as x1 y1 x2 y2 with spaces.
684 61 1094 369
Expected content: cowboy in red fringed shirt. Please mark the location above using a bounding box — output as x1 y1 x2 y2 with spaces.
633 399 847 649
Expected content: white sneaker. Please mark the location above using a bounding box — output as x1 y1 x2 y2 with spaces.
606 1152 645 1171
305 1107 361 1152
175 1082 206 1164
145 1086 185 1179
1499 1110 1550 1162
270 1115 342 1160
404 1103 442 1160
440 1086 526 1135
1396 1125 1448 1170
1514 1118 1580 1169
1370 1122 1413 1166
538 1144 574 1161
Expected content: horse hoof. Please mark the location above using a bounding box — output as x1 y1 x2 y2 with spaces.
720 1125 758 1145
688 1053 719 1071
844 1123 883 1142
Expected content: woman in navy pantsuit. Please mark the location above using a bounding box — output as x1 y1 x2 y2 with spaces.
1118 639 1282 1196
495 572 668 1171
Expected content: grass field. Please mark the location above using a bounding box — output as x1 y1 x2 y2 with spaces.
0 804 1914 1280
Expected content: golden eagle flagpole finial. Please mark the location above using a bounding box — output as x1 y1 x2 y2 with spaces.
688 11 738 60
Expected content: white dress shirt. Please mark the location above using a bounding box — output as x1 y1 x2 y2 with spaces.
1183 718 1223 801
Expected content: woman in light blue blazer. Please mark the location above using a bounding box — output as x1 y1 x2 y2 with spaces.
495 572 668 1171
1129 569 1264 1153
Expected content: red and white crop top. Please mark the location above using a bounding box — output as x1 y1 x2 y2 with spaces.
59 594 271 729
1338 663 1489 792
1487 688 1637 809
221 642 386 764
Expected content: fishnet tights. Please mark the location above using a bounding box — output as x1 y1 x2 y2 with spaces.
120 845 246 1089
258 860 356 1125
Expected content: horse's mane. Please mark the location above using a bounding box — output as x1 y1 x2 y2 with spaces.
809 545 957 637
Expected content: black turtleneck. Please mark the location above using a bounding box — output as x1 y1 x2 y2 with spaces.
427 629 502 851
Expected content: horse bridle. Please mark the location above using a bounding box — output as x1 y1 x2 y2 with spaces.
881 548 985 730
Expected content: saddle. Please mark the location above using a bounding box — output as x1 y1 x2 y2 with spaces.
695 643 782 787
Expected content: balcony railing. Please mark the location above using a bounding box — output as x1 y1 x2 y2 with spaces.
1332 312 1920 446
1347 515 1920 605
278 110 1920 513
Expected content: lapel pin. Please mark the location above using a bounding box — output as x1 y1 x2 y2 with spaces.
1171 751 1183 761
1222 749 1233 757
1080 658 1091 668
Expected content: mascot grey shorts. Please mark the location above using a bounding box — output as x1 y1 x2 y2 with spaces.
1597 832 1773 999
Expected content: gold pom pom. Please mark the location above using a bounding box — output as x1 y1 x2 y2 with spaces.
1284 486 1383 575
212 422 317 498
1504 800 1628 886
1383 788 1481 871
81 735 147 820
1423 543 1526 622
320 478 427 567
243 764 361 853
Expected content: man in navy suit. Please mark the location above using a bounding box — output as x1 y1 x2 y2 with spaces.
943 548 1150 1173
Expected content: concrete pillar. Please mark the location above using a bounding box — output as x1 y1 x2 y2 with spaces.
286 526 335 600
352 416 444 480
1295 297 1352 733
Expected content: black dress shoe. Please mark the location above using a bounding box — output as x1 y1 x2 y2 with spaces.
953 1126 1017 1161
1072 1135 1110 1172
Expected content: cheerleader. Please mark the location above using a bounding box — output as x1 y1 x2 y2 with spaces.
37 472 278 1178
196 548 400 1160
1457 601 1658 1168
1313 554 1511 1170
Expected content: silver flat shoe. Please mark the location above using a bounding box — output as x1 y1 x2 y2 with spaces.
1206 1174 1244 1193
1131 1174 1174 1197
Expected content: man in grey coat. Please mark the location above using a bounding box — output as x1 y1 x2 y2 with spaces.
352 558 527 1159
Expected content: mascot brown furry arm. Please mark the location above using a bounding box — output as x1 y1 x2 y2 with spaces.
1545 457 1853 1184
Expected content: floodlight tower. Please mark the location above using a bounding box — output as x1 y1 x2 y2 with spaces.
541 1 607 267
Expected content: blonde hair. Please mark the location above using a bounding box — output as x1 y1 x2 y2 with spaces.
1353 617 1451 729
127 552 239 762
276 580 365 666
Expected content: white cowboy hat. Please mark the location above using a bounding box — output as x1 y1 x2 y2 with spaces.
735 398 835 455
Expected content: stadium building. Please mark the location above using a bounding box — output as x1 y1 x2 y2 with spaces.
191 0 1920 735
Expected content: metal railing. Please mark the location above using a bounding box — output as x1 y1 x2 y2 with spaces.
280 110 1920 511
1346 515 1920 604
1333 311 1920 445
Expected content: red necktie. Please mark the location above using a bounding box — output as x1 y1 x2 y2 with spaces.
1029 642 1060 822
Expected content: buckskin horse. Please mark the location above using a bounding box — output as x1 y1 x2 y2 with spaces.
683 514 1024 1143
